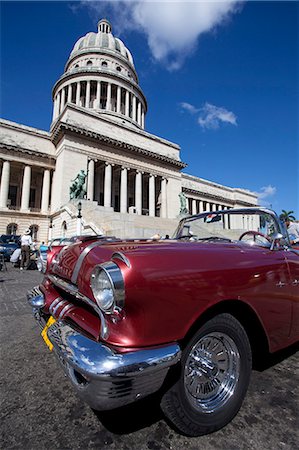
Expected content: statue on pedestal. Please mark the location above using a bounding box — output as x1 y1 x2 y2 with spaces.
179 191 188 215
70 170 87 200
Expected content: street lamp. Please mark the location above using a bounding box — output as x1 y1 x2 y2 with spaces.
77 201 82 218
48 217 53 243
77 201 82 235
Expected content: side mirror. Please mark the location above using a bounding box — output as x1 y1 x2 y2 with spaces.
270 233 284 251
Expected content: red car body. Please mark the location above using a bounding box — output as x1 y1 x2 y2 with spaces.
28 208 299 436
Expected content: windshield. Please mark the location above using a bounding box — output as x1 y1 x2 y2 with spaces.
174 209 282 248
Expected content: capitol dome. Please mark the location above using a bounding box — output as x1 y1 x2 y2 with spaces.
69 19 134 67
52 19 147 129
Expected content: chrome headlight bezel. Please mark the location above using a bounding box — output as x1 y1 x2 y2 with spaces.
90 261 125 314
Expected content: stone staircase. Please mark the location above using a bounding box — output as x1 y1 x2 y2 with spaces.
66 200 179 239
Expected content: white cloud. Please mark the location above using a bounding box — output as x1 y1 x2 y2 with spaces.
256 185 277 206
180 102 200 115
80 0 243 69
257 185 277 200
180 101 237 129
198 102 237 129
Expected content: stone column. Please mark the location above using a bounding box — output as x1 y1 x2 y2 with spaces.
149 174 155 217
141 110 145 129
52 96 58 121
199 200 203 213
57 91 61 115
192 199 197 215
85 80 91 108
161 177 167 218
132 96 137 121
120 167 128 213
61 88 66 111
104 163 112 208
212 203 217 211
116 86 121 113
41 169 50 213
76 82 81 106
67 84 72 103
96 81 101 108
0 160 10 209
21 165 31 211
125 90 129 117
107 83 111 110
137 101 141 126
87 159 95 201
135 171 142 215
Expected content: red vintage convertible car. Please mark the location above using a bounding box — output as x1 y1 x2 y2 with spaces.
28 208 298 436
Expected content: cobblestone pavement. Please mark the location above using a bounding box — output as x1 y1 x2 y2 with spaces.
0 264 298 450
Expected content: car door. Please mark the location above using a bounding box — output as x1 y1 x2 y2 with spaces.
283 247 299 340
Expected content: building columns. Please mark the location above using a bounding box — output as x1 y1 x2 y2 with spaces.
0 160 10 209
125 90 129 117
192 199 197 215
104 163 112 207
132 96 137 122
107 83 111 110
67 84 72 103
20 165 31 211
135 171 142 215
96 81 101 108
76 82 81 106
137 102 141 126
87 159 95 201
120 167 128 213
61 88 66 111
41 169 50 213
149 174 155 217
85 80 91 108
116 86 121 113
161 178 167 218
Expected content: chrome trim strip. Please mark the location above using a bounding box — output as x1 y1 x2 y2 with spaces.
58 303 75 320
111 252 131 268
48 275 109 339
52 300 68 317
71 241 104 284
49 297 62 315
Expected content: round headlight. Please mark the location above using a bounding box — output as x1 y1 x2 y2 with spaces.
90 262 125 314
91 266 115 312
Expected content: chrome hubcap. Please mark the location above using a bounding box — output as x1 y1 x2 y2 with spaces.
184 332 240 413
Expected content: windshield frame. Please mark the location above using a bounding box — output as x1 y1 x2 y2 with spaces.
173 207 290 246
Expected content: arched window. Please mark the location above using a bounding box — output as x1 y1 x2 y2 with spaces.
30 224 39 240
74 64 79 68
116 66 121 72
6 223 18 235
61 221 67 238
101 61 108 68
86 60 93 66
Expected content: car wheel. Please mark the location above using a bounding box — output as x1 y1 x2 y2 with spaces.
161 313 252 436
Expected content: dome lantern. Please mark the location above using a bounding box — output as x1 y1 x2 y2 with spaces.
98 19 112 34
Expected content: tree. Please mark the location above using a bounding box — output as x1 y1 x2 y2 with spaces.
279 210 296 221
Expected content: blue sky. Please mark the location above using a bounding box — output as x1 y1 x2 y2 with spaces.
1 1 298 217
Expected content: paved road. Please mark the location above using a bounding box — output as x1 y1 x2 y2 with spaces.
0 265 298 450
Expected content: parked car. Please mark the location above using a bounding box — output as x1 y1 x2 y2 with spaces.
27 208 298 436
0 234 21 261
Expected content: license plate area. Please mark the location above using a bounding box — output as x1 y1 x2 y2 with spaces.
41 316 56 351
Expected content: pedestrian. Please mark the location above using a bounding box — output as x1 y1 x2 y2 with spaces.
285 219 299 245
20 229 32 270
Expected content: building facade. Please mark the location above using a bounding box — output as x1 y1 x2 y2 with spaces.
0 19 257 241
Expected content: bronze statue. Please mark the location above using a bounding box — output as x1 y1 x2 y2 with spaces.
179 191 188 215
70 170 87 199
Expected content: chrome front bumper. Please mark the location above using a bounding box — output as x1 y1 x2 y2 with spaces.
27 286 181 410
